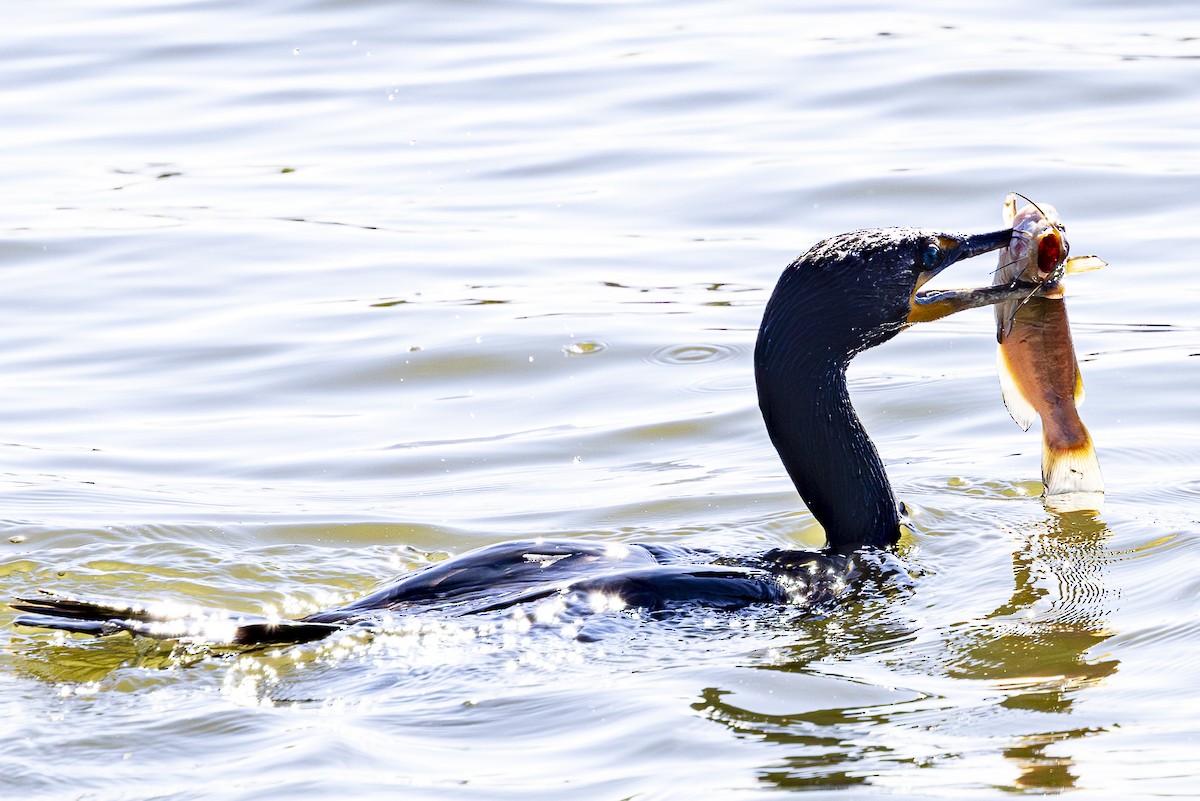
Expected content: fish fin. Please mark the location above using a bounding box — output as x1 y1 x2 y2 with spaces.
997 346 1037 431
995 300 1016 342
1074 357 1086 407
1064 255 1106 274
1003 194 1018 227
1041 428 1104 501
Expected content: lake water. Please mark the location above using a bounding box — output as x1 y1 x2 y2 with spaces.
3 0 1199 798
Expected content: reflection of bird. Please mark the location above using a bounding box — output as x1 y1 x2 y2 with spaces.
14 227 1026 647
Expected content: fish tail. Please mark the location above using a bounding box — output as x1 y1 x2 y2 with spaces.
11 591 340 646
1041 426 1104 511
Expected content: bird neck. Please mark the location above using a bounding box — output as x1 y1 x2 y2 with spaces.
755 346 901 554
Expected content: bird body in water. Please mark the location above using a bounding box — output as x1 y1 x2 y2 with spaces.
13 226 1043 647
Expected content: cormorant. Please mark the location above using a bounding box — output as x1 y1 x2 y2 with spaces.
13 226 1037 646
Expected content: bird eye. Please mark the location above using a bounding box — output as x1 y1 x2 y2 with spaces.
922 242 942 270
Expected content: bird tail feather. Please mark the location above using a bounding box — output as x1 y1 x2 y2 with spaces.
11 591 340 646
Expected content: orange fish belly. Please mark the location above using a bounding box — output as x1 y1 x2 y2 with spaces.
998 295 1103 506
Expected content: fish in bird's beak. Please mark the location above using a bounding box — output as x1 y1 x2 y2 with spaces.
992 194 1105 511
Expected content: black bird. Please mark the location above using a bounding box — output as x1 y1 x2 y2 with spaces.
13 226 1033 647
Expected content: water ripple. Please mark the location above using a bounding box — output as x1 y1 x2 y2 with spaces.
647 343 740 365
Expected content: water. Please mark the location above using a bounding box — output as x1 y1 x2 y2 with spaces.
3 0 1199 798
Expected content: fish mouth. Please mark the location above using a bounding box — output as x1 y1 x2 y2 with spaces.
1031 226 1069 280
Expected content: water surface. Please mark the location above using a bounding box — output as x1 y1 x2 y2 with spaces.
3 1 1199 798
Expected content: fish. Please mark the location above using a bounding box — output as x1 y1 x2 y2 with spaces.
993 194 1106 511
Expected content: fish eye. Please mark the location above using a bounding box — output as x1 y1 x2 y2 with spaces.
922 242 942 270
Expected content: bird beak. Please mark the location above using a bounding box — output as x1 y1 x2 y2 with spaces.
908 228 1020 324
916 228 1014 290
948 228 1015 264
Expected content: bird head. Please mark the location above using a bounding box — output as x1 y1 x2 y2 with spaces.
760 227 1013 362
753 225 1016 552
